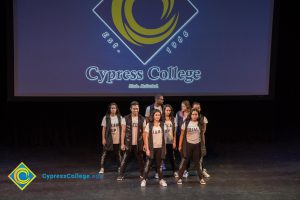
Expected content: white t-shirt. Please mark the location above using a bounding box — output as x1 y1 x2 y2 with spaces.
201 116 208 124
145 123 167 148
145 105 163 118
181 121 201 144
124 116 146 145
164 120 177 144
101 115 125 144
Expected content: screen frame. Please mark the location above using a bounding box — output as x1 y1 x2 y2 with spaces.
6 0 279 102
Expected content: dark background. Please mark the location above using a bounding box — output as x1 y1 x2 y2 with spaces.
0 0 299 153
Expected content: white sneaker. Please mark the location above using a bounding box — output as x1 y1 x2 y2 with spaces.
203 168 210 178
177 179 182 185
173 172 179 178
141 179 147 187
200 178 206 185
183 170 189 178
159 179 167 187
154 173 159 179
117 175 124 181
99 168 104 174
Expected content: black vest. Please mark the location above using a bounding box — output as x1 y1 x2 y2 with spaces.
104 115 122 151
175 111 185 136
148 122 166 159
149 104 163 116
124 114 145 151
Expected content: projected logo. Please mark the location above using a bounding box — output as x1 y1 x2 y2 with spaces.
8 162 36 190
93 0 198 65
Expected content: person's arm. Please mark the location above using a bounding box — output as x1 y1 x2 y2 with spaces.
200 129 205 145
201 123 207 135
145 107 150 123
121 123 126 150
102 126 106 145
173 124 177 149
178 129 184 152
121 124 126 149
143 131 150 156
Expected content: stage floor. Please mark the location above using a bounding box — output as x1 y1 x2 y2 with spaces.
1 142 299 200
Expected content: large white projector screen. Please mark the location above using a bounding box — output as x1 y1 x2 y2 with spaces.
13 0 274 96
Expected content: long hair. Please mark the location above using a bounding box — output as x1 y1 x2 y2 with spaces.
186 108 201 128
181 100 191 113
162 104 175 123
149 109 162 123
106 102 121 116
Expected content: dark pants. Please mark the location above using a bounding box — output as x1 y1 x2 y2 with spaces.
175 133 182 161
178 142 203 179
119 145 145 177
100 144 122 170
186 149 206 171
143 148 163 180
165 144 176 172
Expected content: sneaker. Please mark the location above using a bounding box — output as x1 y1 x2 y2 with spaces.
200 179 206 185
154 173 159 179
159 179 167 187
99 168 104 174
203 169 210 178
183 170 189 178
141 179 147 187
117 175 124 181
173 172 179 178
177 179 182 185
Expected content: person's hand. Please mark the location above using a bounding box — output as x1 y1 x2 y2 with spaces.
146 149 150 157
143 145 147 152
121 144 126 151
173 142 176 150
102 139 106 146
178 146 182 152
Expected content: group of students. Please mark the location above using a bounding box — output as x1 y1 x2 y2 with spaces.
99 95 210 187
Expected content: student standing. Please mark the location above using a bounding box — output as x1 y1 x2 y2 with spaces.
99 103 125 174
162 104 178 177
117 101 146 181
177 108 206 185
141 109 167 187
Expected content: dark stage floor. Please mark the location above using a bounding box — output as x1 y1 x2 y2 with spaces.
1 141 299 200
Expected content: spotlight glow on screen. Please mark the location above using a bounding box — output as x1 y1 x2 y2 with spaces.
13 0 274 96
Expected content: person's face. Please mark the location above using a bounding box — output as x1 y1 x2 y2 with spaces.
193 104 201 112
154 112 161 122
181 103 187 112
191 111 199 121
110 105 117 114
130 105 139 115
155 96 164 105
164 107 172 117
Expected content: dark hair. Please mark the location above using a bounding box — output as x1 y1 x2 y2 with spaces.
106 102 121 116
187 108 200 121
192 101 201 107
155 94 163 100
130 101 139 107
149 109 162 123
162 104 175 122
181 100 191 112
